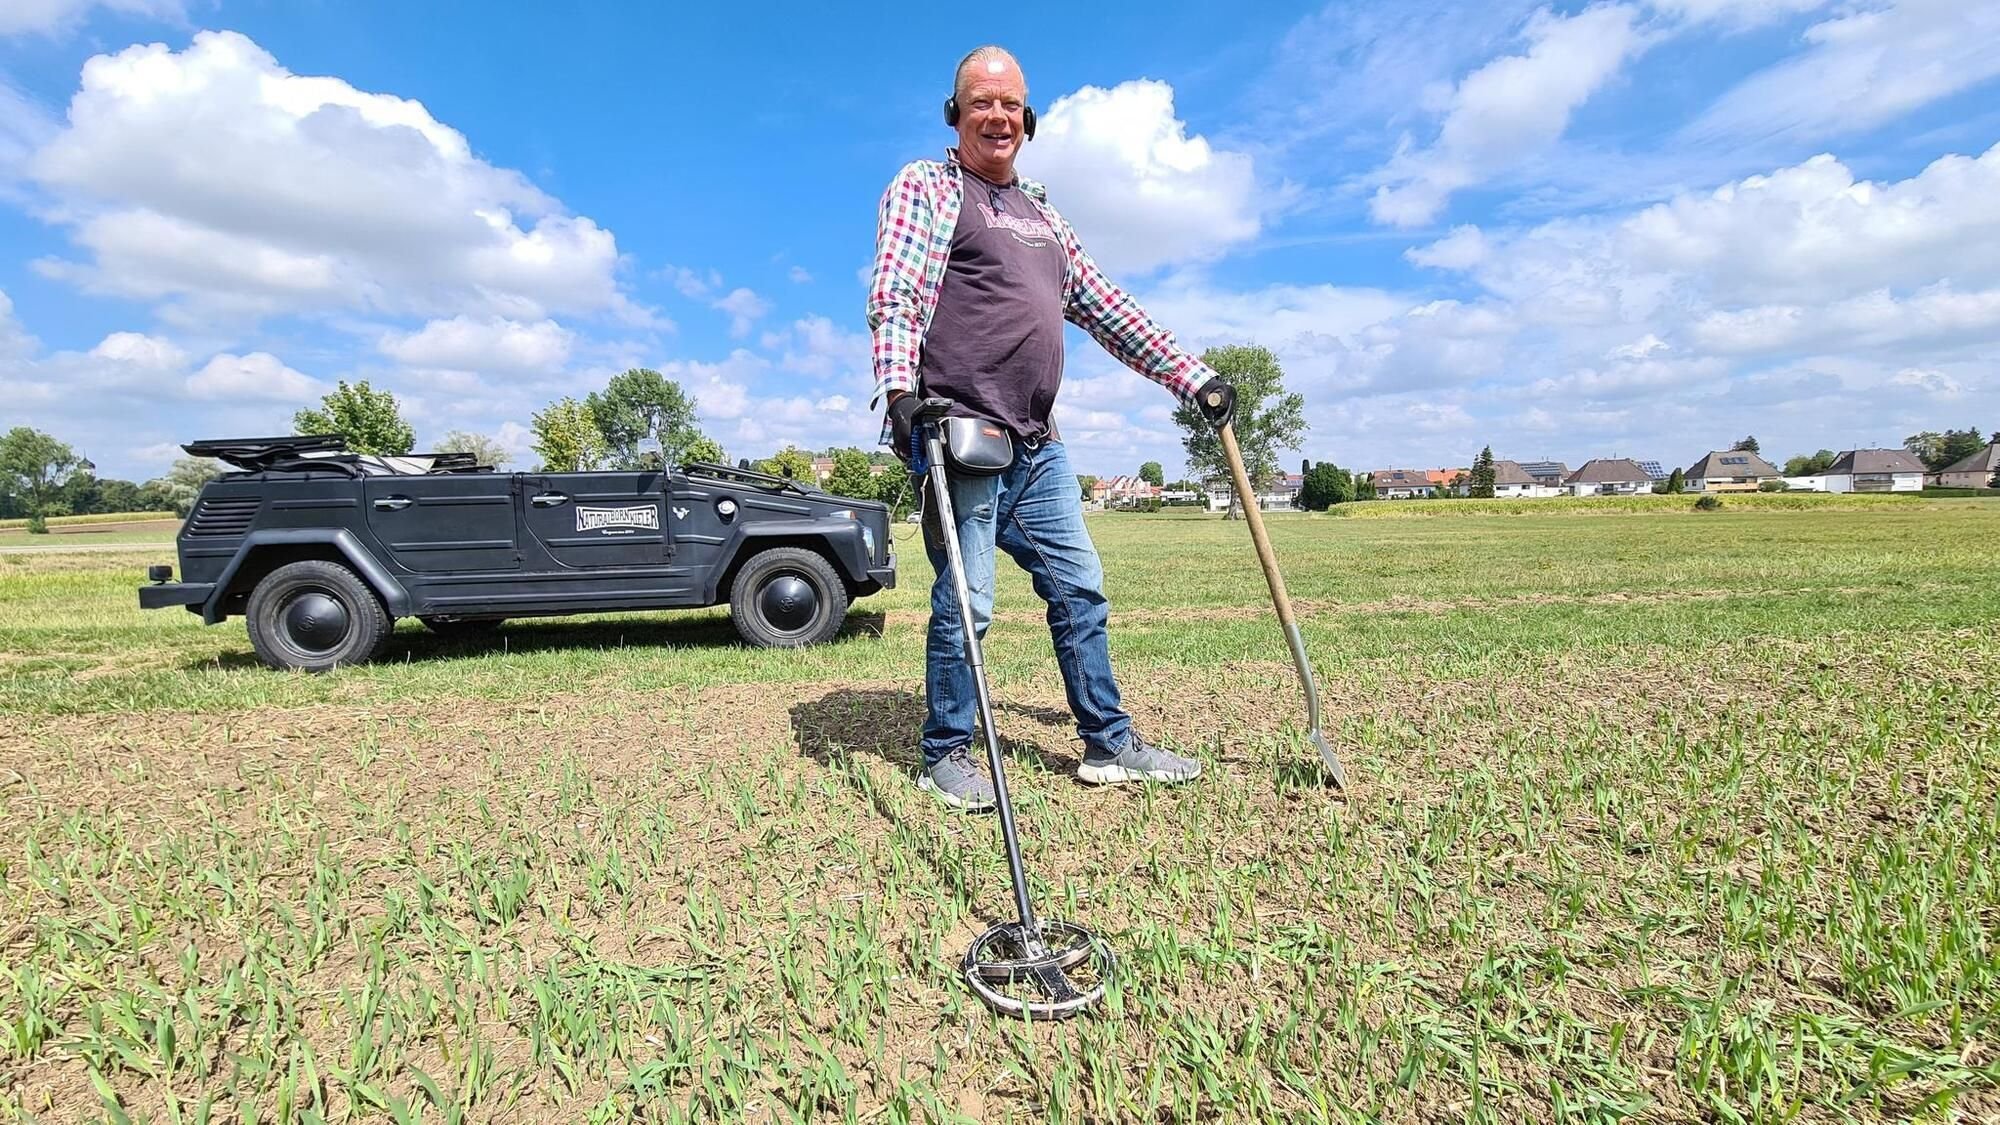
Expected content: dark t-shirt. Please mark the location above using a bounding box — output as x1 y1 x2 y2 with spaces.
916 167 1067 442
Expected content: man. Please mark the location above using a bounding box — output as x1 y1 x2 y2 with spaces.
866 45 1236 810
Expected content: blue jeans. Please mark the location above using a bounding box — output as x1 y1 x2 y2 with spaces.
920 436 1133 767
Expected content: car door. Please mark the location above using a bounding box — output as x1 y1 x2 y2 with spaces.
364 473 519 573
519 471 671 569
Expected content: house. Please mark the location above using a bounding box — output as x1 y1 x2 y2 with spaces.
1516 460 1570 488
1824 449 1926 493
1930 442 2000 488
1368 469 1436 500
1092 475 1159 507
1489 460 1550 498
1564 458 1654 496
1204 479 1299 512
1684 450 1780 492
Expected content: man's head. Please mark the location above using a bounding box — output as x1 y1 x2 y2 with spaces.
947 46 1032 183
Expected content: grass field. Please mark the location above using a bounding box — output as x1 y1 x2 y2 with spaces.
3 506 1996 1122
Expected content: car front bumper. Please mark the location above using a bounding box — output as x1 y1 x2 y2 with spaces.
139 581 214 610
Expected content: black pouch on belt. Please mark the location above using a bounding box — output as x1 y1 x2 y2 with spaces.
940 417 1014 476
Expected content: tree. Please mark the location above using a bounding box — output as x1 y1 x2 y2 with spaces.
1665 467 1686 494
1077 475 1098 502
1991 464 2000 490
0 427 83 519
587 368 700 470
1467 446 1497 498
756 446 815 480
683 434 725 465
1938 426 1986 470
434 430 510 469
1731 435 1760 453
1903 431 1945 471
1297 462 1353 511
1784 450 1836 476
146 457 222 515
79 478 148 514
1355 474 1377 501
824 447 877 498
531 397 608 472
1138 461 1163 487
293 380 414 455
1171 345 1307 520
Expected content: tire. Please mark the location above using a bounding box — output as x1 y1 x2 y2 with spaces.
729 546 848 648
418 615 505 636
244 560 391 672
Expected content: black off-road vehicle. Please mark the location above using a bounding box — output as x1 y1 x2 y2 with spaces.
138 435 895 671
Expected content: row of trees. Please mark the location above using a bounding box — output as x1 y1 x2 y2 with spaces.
0 426 221 528
288 372 736 474
1903 427 1996 472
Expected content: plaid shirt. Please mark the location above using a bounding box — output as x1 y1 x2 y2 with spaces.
865 149 1217 414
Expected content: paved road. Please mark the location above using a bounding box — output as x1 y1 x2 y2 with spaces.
0 542 164 554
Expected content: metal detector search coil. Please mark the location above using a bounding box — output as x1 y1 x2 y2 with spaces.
963 919 1115 1021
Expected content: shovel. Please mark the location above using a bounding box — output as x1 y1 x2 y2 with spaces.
1211 411 1349 788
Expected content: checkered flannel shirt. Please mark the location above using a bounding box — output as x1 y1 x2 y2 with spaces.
864 149 1218 415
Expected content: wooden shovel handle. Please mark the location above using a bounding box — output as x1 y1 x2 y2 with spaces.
1218 423 1299 637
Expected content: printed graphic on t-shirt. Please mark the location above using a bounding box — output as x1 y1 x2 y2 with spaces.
977 202 1056 248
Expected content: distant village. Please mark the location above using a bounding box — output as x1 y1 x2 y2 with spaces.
1083 439 2000 512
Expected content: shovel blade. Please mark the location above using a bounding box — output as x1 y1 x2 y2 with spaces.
1307 729 1347 789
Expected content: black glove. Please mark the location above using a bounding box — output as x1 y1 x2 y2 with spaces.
887 393 920 464
1195 377 1236 429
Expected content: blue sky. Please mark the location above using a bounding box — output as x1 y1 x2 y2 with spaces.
2 0 1997 483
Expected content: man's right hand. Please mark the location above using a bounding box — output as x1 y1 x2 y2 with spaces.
887 392 920 464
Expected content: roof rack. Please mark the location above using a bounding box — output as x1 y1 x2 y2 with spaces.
185 436 497 476
185 434 353 473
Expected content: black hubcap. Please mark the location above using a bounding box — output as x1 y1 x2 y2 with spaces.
281 590 349 654
757 573 819 633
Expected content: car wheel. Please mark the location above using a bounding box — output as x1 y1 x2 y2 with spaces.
418 615 505 636
245 560 390 672
729 546 848 647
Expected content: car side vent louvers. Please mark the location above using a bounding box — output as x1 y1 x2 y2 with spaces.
187 496 261 537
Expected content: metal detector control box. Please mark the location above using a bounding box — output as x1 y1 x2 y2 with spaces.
138 435 895 671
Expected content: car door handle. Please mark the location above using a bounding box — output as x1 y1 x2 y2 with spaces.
373 496 413 511
531 492 569 507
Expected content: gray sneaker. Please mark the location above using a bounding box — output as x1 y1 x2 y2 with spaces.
918 747 997 810
1078 734 1203 785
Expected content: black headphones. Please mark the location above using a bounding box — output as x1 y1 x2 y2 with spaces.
944 94 1036 140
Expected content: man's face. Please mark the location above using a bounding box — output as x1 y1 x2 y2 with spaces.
955 62 1028 173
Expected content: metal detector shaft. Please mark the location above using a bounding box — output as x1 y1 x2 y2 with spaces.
1217 422 1348 787
925 429 1040 939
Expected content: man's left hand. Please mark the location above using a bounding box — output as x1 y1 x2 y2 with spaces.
887 393 920 463
1195 377 1236 430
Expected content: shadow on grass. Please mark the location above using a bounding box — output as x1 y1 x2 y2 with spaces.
178 609 889 672
786 687 1076 780
786 687 1082 933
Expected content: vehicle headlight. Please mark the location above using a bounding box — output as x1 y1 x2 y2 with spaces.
861 524 877 559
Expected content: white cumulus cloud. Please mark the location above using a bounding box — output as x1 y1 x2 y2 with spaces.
1021 79 1262 275
27 31 643 326
380 315 575 374
712 287 770 338
186 352 322 401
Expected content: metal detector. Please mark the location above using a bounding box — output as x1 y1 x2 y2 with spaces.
911 397 1115 1020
